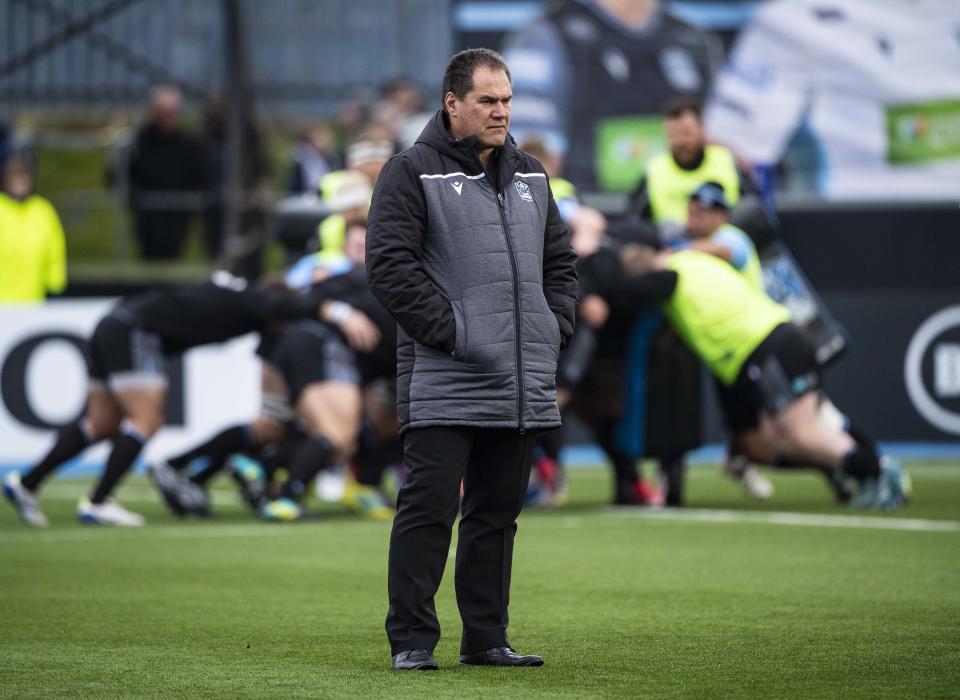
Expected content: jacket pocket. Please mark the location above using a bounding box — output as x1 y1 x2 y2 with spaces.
548 308 562 347
452 299 467 361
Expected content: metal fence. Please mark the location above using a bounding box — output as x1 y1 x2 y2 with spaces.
0 0 452 115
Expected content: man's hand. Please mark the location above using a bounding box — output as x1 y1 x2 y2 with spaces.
570 206 606 258
339 309 381 352
322 301 381 352
578 294 609 329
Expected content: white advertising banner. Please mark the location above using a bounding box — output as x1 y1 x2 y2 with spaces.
0 300 260 470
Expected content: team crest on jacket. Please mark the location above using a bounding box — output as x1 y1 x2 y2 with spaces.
515 179 534 202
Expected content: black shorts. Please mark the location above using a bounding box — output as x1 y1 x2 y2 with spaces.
266 320 360 402
87 309 168 390
716 323 821 434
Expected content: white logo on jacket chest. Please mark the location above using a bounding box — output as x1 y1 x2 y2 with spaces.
451 181 463 195
515 180 533 202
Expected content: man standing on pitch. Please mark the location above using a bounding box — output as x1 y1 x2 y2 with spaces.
366 48 578 671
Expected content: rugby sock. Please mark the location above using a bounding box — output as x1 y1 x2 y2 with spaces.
188 427 256 486
845 421 879 455
354 437 402 487
90 422 146 504
190 461 227 487
841 444 881 480
22 423 93 492
279 436 334 501
168 425 253 472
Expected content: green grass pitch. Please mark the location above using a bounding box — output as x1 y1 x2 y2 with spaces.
2 463 959 698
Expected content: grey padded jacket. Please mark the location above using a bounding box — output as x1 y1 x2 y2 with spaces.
366 111 578 434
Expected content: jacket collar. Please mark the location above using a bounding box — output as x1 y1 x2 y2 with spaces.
416 110 524 188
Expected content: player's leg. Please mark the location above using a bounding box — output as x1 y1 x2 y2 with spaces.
262 380 361 520
19 387 120 491
770 395 908 508
3 387 122 527
760 392 856 468
76 384 165 526
261 323 363 520
184 361 290 480
715 378 774 500
78 322 168 526
752 326 908 509
4 316 127 526
344 380 400 520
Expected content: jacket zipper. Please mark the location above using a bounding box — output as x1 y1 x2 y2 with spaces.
495 190 525 433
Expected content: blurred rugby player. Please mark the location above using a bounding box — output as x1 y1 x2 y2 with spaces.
149 219 399 522
3 273 328 527
617 245 910 510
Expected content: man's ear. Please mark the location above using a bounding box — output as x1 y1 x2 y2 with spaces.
443 91 458 119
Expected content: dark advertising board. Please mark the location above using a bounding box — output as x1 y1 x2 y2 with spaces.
779 203 960 442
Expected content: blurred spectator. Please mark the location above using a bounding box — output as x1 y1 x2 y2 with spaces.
199 96 271 272
335 90 376 146
342 129 393 189
0 157 67 303
683 182 761 287
630 97 746 241
314 131 392 260
521 136 607 246
372 77 432 150
288 123 342 194
503 0 723 192
519 137 576 207
705 0 960 200
315 169 373 265
127 84 204 260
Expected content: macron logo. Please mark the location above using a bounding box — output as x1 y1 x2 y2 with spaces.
451 181 463 195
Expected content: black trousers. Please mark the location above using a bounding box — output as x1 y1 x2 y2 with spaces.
385 426 537 656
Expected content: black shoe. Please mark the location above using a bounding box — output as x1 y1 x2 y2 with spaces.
392 649 439 671
147 462 186 517
459 647 544 667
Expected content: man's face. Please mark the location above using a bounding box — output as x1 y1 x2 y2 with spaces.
4 170 32 199
344 222 366 264
151 88 182 131
665 112 705 167
445 65 512 150
686 201 725 238
355 159 386 184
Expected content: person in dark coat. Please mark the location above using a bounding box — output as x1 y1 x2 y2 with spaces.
366 48 578 671
127 85 204 260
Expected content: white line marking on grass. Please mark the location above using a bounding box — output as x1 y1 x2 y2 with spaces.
0 524 321 544
4 507 957 546
602 507 960 533
34 484 239 506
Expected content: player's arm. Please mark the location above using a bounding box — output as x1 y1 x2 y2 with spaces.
317 299 380 352
687 238 735 264
587 246 678 305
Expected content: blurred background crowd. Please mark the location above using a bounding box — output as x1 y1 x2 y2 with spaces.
1 0 959 517
3 0 957 289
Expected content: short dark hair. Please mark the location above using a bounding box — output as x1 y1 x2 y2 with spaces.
662 96 702 121
441 48 511 107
